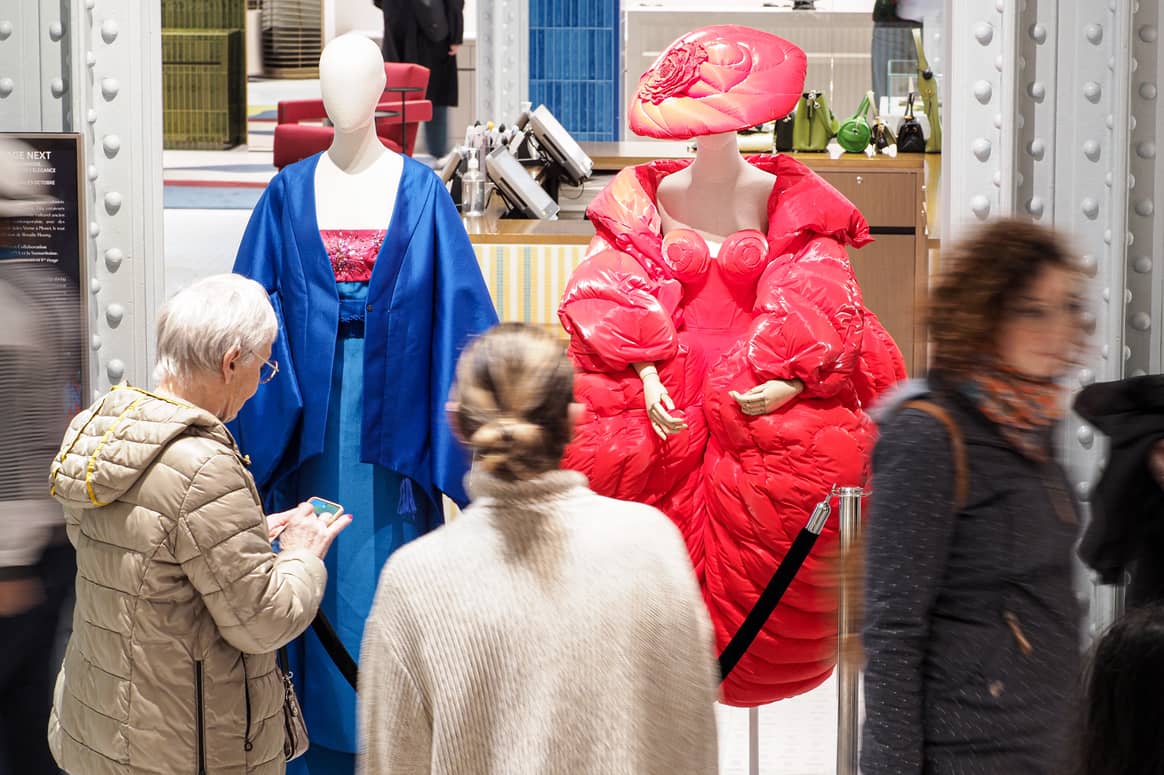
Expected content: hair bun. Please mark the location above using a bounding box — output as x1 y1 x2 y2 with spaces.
468 417 547 478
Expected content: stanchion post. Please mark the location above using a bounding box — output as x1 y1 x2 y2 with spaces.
836 486 864 775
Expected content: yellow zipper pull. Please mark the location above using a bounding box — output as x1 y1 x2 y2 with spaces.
1004 611 1033 656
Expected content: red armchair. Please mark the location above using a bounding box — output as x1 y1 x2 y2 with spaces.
272 63 433 169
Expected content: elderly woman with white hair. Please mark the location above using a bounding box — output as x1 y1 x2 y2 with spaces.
46 274 350 775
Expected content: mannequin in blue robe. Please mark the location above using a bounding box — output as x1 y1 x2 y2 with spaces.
230 151 497 772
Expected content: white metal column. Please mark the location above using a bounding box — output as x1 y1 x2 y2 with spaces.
944 0 1163 639
1 0 165 395
476 0 529 126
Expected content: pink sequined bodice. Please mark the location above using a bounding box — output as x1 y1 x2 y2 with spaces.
320 229 386 282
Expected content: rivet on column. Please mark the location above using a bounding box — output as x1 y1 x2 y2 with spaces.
104 192 123 215
1079 368 1096 386
1027 197 1045 217
87 164 98 181
48 21 64 41
90 278 100 294
1086 24 1103 44
1131 312 1152 332
1080 254 1099 276
89 222 100 238
1029 24 1047 43
0 78 13 98
105 304 125 327
104 248 124 271
0 21 14 40
1141 26 1158 43
1028 139 1046 159
100 20 119 44
1083 140 1101 161
100 78 119 101
974 22 995 45
91 335 102 351
1135 200 1154 217
971 195 991 219
1029 82 1046 101
973 138 992 161
1140 83 1157 100
1133 256 1152 273
1077 426 1094 448
107 359 126 384
102 134 121 157
50 78 66 98
974 80 993 103
1083 82 1102 102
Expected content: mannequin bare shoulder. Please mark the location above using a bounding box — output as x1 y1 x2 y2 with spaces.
655 132 775 238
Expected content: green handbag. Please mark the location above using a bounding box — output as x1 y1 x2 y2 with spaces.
913 29 942 153
791 91 839 153
837 91 873 153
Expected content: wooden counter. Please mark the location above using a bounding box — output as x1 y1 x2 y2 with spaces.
464 215 593 245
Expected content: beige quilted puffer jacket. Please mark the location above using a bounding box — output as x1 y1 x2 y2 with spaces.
47 386 326 775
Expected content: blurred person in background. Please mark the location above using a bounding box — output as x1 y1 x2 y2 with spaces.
1072 374 1164 606
357 323 719 775
0 139 78 775
1076 606 1164 775
862 220 1086 775
379 0 463 160
47 275 350 775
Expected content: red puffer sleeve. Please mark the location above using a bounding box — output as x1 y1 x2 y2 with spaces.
745 236 864 399
559 248 681 373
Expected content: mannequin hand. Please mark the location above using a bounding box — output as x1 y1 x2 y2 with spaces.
1150 440 1164 489
636 364 687 440
730 379 804 416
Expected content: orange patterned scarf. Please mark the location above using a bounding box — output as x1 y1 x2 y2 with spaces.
964 367 1066 462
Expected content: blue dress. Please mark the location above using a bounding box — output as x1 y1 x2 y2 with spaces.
230 157 498 773
287 279 440 774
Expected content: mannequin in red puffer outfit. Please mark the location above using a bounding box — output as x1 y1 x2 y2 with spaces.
560 118 906 704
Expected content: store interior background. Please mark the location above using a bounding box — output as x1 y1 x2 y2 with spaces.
160 3 926 770
5 0 1161 772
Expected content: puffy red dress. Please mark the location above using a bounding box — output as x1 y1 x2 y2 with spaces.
559 154 906 706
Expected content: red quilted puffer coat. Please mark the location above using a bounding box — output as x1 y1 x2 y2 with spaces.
559 155 907 706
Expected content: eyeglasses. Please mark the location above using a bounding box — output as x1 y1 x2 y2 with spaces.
255 355 279 384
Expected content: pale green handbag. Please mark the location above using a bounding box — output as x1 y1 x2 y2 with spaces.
791 91 839 152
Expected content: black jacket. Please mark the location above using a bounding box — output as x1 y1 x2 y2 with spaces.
380 0 464 107
861 377 1082 775
1074 375 1164 605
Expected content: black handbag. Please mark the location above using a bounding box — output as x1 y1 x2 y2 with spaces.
773 110 796 152
897 92 926 153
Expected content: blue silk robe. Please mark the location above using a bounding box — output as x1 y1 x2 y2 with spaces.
229 152 497 762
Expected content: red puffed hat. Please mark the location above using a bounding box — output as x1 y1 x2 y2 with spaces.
629 25 808 141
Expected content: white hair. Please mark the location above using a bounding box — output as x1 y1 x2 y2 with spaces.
153 274 277 385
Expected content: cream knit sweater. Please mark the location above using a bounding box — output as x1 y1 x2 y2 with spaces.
357 470 720 775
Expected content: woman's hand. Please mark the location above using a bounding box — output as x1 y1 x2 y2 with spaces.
276 503 352 560
1149 440 1164 490
265 503 311 542
635 362 687 440
730 379 804 416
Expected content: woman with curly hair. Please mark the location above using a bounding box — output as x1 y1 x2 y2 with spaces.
861 219 1087 775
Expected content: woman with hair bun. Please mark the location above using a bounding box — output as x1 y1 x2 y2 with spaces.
356 323 719 775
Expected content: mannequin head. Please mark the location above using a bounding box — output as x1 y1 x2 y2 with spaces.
319 34 386 132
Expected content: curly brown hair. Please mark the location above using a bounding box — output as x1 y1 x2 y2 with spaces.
927 218 1084 377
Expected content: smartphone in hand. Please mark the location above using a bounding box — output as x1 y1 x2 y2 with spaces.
308 497 344 526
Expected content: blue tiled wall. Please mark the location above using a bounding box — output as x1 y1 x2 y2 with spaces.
529 0 620 142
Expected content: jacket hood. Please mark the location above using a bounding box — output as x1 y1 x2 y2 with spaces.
585 155 872 271
50 386 233 509
867 378 933 426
